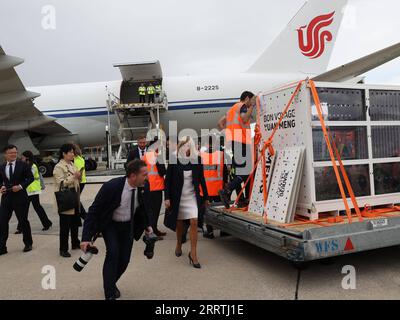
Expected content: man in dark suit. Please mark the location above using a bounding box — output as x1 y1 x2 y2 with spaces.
0 145 34 255
81 159 154 300
125 135 148 166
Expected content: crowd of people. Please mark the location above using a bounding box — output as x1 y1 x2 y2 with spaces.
0 90 256 300
0 143 87 257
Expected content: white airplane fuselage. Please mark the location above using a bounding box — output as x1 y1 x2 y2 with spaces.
29 72 306 149
23 0 352 151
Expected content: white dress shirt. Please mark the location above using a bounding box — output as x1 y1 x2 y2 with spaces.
5 160 16 180
112 179 138 222
139 147 147 159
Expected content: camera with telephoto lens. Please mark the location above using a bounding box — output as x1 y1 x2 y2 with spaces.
143 232 158 259
73 245 99 272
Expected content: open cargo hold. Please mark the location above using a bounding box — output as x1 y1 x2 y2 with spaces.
205 80 400 263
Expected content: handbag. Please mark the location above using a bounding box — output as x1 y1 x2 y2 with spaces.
163 206 177 231
54 181 79 215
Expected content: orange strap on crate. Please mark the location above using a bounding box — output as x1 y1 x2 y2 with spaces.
249 96 263 200
328 126 363 222
230 140 269 211
230 80 305 224
261 150 268 224
309 80 356 223
361 204 400 218
282 205 400 229
227 79 399 228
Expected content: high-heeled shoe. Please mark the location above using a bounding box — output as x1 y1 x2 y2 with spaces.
188 252 201 269
175 249 182 257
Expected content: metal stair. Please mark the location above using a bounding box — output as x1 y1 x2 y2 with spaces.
106 90 167 168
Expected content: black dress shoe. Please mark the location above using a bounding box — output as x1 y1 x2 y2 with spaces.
105 296 116 300
23 245 32 252
72 239 81 250
154 230 167 237
14 230 22 234
42 223 52 231
237 198 249 208
218 189 231 209
0 248 7 256
59 251 71 258
203 232 215 239
115 287 121 299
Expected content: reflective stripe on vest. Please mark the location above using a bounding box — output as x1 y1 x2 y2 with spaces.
226 118 251 129
147 86 155 94
139 87 146 95
27 164 41 194
225 102 251 144
200 151 223 197
155 85 162 93
143 151 164 191
74 155 86 184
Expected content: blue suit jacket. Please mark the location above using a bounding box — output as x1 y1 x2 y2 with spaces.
82 177 153 242
0 160 34 205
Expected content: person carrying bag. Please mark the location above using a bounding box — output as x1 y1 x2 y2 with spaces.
54 181 79 214
53 144 82 258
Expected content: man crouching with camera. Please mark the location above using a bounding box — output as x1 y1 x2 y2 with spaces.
81 160 155 300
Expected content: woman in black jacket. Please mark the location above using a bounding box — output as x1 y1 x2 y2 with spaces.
164 136 209 268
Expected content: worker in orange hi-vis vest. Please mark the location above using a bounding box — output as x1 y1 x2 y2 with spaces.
143 147 167 239
199 135 229 238
217 91 256 209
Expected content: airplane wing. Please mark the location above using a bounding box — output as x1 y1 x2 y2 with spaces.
313 42 400 82
29 121 71 135
0 46 70 133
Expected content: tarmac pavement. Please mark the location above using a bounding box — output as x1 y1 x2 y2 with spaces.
0 178 399 300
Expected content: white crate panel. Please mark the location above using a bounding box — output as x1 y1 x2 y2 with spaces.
248 151 274 216
266 147 304 223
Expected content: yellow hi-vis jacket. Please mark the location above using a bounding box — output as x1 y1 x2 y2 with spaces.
74 155 86 184
138 86 147 96
147 85 155 95
27 164 42 196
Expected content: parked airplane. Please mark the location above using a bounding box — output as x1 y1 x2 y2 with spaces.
1 0 400 162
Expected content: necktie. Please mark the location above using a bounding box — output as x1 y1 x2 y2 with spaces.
8 162 13 181
141 149 145 158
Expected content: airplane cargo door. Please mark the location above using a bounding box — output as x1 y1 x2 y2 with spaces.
114 61 164 104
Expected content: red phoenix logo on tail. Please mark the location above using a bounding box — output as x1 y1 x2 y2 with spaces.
297 11 335 59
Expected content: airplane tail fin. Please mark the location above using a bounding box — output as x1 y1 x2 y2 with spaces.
247 0 348 75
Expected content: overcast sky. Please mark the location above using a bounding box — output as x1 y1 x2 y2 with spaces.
0 0 399 86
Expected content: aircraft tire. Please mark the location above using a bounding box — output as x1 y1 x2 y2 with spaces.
38 162 53 177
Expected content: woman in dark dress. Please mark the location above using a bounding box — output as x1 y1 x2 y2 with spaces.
164 136 209 268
